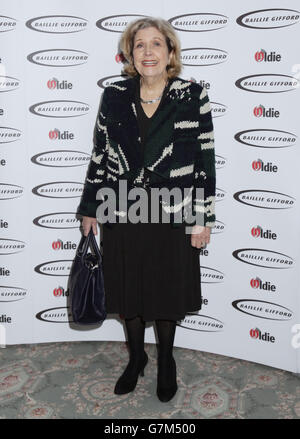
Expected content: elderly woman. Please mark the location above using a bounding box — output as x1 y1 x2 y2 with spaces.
77 17 216 402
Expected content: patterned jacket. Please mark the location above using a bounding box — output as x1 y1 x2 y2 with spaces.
77 75 216 228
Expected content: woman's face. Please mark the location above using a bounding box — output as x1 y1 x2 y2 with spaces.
132 26 172 81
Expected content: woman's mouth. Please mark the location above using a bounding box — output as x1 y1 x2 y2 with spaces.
142 60 158 66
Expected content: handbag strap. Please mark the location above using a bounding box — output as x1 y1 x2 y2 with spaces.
77 231 91 257
77 229 103 260
88 229 102 260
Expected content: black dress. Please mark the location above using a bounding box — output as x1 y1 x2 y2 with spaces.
102 78 202 322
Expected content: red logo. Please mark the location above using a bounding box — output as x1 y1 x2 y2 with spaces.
252 159 262 170
53 287 64 297
252 160 278 173
254 50 281 63
254 50 265 62
52 239 63 250
251 226 262 237
249 328 275 343
49 129 59 140
253 105 264 117
250 328 260 338
115 53 125 63
250 277 260 288
250 277 276 291
47 78 58 89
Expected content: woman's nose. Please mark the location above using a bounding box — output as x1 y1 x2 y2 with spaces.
144 44 152 55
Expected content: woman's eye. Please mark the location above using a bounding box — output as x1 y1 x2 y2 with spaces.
135 41 161 48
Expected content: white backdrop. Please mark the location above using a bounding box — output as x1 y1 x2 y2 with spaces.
1 0 300 373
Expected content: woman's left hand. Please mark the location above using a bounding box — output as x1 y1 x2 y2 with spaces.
191 225 211 248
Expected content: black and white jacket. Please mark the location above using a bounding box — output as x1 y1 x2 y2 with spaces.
77 75 216 228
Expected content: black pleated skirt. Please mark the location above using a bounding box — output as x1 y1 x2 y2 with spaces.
102 189 202 322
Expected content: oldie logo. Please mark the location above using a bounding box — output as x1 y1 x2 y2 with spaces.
31 150 90 167
0 76 20 92
52 239 77 250
36 306 73 323
232 299 292 321
251 226 277 240
168 13 228 32
0 286 28 302
48 129 74 140
34 260 73 276
53 286 68 297
29 100 89 118
232 248 294 269
0 127 22 144
250 277 276 292
251 159 278 173
27 49 88 67
32 182 83 198
254 49 281 62
233 189 295 209
96 14 147 32
47 78 73 90
181 48 228 66
26 15 88 33
236 8 300 29
177 313 224 332
249 328 275 343
235 74 299 93
253 105 279 118
33 212 80 229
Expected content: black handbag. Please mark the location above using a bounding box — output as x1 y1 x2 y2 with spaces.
69 229 106 325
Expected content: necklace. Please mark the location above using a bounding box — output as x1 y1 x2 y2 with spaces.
140 94 162 104
140 79 168 104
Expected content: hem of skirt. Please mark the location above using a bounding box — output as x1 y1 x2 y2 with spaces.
105 306 202 322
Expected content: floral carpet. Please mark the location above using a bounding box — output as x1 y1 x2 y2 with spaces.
0 340 299 419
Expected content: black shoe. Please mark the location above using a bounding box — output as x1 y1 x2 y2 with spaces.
114 350 148 395
156 355 177 402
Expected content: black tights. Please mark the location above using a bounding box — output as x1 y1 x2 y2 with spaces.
124 316 146 366
124 316 176 362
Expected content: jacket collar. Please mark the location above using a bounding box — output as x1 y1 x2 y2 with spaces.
119 74 181 144
114 75 185 176
127 74 180 111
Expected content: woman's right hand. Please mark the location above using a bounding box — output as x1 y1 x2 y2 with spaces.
82 216 98 236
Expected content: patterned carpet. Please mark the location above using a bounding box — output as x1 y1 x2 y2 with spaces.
0 340 300 419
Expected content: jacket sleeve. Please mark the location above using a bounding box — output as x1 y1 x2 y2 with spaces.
77 88 110 218
192 86 216 228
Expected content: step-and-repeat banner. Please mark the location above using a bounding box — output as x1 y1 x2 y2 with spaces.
1 0 300 373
